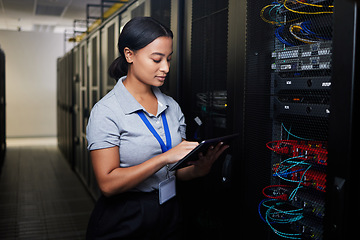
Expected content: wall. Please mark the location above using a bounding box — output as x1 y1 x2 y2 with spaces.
0 30 64 137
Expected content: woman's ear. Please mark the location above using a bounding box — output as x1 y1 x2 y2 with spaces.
124 47 134 64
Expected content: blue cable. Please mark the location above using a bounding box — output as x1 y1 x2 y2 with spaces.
265 201 303 239
275 26 295 46
258 198 277 223
281 123 313 141
269 4 282 25
301 21 332 41
274 155 313 200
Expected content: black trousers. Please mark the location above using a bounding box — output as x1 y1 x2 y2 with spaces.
86 191 182 240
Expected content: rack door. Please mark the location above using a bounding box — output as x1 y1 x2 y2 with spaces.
101 16 119 96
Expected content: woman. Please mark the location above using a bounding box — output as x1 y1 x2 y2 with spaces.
86 17 228 239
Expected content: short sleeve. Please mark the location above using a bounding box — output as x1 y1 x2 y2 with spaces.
172 99 186 140
86 104 120 150
178 110 186 139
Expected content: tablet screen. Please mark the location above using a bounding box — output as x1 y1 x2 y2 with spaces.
169 133 239 171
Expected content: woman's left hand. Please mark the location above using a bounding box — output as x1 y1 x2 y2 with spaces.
189 142 229 178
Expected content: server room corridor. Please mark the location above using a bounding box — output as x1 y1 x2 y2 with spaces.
0 144 94 239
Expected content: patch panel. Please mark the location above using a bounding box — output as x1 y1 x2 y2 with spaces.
266 140 328 166
272 164 326 192
273 55 331 72
273 42 332 60
272 42 332 72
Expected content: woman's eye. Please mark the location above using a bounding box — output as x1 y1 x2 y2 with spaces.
153 59 161 63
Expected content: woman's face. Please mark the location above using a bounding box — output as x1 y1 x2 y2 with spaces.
126 36 173 87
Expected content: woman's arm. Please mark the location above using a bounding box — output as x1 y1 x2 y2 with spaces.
91 141 199 197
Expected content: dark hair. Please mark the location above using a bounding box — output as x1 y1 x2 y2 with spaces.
108 17 173 80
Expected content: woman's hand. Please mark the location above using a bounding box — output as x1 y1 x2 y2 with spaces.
190 142 229 177
176 142 229 181
162 140 199 164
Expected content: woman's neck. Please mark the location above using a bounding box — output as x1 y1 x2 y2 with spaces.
123 74 158 115
123 75 154 99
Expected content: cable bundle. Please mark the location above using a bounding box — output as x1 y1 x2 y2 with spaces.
259 199 304 240
260 0 333 46
259 123 327 238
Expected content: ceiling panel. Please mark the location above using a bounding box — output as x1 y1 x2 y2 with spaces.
0 0 101 32
35 4 66 16
1 0 34 13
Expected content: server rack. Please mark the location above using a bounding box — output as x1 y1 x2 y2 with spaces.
179 0 239 239
72 46 81 182
57 51 74 167
100 16 119 96
0 47 5 163
182 0 230 141
240 1 359 239
78 40 91 194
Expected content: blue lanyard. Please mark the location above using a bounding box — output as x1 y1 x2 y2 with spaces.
137 111 172 153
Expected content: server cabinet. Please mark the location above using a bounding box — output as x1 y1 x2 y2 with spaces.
0 48 5 162
179 1 237 239
72 47 81 178
88 32 101 111
241 1 359 239
130 0 149 17
78 41 91 192
325 1 359 239
57 51 74 167
88 31 102 197
182 0 230 141
101 16 119 97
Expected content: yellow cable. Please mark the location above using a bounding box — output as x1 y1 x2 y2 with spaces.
289 23 318 44
295 0 333 8
260 5 279 25
283 0 333 14
260 4 300 25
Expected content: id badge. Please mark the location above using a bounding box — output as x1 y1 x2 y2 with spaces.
159 175 176 205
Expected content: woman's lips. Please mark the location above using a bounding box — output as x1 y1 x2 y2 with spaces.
156 76 166 81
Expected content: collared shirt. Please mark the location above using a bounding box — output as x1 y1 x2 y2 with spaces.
86 76 186 192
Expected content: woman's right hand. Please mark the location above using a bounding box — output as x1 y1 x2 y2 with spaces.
163 141 199 164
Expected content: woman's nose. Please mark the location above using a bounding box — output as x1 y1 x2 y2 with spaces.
160 59 170 73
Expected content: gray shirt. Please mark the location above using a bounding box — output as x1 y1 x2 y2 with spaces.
86 76 186 192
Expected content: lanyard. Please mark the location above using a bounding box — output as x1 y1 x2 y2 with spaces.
137 111 172 153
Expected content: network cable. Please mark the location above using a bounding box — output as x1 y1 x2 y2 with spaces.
289 22 320 44
258 199 304 239
281 123 314 141
301 20 332 40
274 155 312 200
260 3 300 25
283 0 333 15
293 0 334 8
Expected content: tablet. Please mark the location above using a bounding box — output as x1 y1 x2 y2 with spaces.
169 133 239 171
